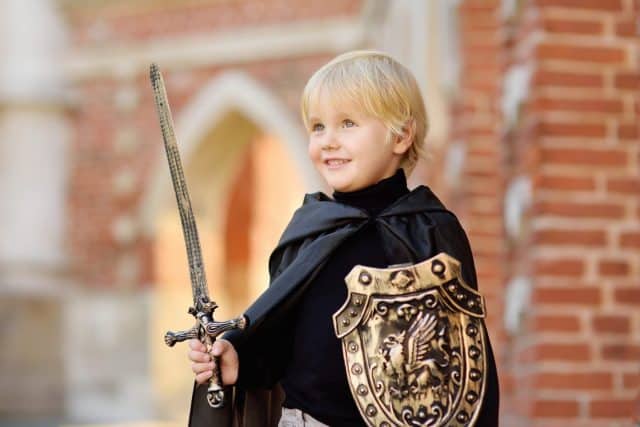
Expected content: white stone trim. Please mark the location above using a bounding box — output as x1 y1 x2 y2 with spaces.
139 70 321 234
64 18 368 80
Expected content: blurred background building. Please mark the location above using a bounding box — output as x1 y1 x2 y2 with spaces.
0 0 638 426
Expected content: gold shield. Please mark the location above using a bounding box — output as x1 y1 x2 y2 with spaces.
333 253 487 427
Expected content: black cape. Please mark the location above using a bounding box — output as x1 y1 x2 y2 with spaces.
189 185 500 427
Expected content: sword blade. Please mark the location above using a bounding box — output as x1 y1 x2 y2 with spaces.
150 63 209 305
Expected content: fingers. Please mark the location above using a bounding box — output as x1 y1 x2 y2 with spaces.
192 361 214 374
188 349 211 363
187 339 238 386
211 339 229 357
192 359 214 385
187 339 211 363
195 369 213 385
188 338 206 352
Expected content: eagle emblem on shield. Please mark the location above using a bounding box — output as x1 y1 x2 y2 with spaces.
333 253 487 426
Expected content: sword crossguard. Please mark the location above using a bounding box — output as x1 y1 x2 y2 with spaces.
164 305 247 409
202 316 247 338
164 326 199 347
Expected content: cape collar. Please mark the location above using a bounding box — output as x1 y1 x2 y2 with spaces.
276 185 450 250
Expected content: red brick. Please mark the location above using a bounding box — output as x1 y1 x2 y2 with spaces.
607 177 640 194
460 0 500 10
598 260 631 276
541 148 628 167
538 121 607 138
615 73 640 90
590 399 635 418
534 229 607 246
614 286 640 305
459 15 500 32
543 17 605 35
621 232 640 248
533 97 623 114
536 174 596 192
592 314 631 334
617 124 639 139
533 399 580 417
533 286 601 306
534 70 604 88
535 258 585 276
537 42 627 64
535 372 613 390
535 342 592 361
537 0 624 11
624 372 640 388
532 314 581 333
534 201 625 219
601 344 640 361
616 18 638 37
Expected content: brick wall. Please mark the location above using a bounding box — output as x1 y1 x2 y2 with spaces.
63 0 363 47
457 0 640 424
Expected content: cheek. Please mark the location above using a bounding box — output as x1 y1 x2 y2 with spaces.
308 140 320 163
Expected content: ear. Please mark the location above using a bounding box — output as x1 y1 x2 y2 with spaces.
391 118 415 155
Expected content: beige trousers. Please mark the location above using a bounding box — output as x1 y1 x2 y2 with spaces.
277 408 330 427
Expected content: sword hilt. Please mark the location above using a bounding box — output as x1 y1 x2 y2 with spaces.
163 303 247 408
206 354 225 408
198 315 246 408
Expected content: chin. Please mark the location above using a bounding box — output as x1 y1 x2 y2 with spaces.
323 176 352 192
330 182 361 192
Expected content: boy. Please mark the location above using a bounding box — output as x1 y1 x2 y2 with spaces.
188 50 499 426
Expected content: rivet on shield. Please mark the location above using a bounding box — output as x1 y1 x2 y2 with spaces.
349 309 359 317
351 363 363 375
356 384 368 396
431 259 446 277
342 318 350 327
456 411 469 423
348 341 359 353
365 404 377 417
470 368 482 381
469 345 481 360
466 391 478 403
466 324 478 337
358 270 372 285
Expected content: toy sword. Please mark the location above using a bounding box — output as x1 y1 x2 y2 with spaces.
150 63 246 408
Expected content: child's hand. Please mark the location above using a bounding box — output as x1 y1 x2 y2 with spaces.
188 338 239 386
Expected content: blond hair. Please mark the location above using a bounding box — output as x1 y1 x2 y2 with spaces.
301 50 428 174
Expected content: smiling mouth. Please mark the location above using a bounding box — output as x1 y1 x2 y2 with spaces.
325 159 350 167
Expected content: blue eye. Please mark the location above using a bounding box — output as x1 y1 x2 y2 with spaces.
311 123 324 132
343 119 356 128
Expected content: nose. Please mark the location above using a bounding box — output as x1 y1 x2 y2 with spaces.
320 131 339 150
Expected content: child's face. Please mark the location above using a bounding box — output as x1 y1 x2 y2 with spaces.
307 95 406 193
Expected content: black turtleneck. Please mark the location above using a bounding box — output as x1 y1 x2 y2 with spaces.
281 169 409 426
